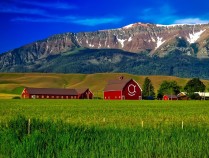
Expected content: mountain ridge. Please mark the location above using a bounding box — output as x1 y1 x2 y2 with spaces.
1 22 209 78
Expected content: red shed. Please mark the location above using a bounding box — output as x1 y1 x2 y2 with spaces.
104 78 142 100
163 94 178 100
21 87 93 99
76 88 94 99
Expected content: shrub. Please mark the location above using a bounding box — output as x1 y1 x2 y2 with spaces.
12 96 21 99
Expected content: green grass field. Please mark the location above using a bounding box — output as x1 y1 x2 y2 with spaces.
0 100 209 127
0 100 208 157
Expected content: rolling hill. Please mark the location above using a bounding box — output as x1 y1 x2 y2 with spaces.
1 73 209 99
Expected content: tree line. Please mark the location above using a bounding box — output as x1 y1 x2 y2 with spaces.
142 77 207 100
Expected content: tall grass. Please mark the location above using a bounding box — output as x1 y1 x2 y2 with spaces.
0 100 208 128
0 100 208 157
0 116 208 158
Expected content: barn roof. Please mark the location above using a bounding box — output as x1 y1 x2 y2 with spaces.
164 94 178 99
76 88 90 94
177 92 187 97
104 79 132 91
25 87 78 95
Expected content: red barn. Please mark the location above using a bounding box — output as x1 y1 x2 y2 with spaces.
104 78 142 100
21 87 93 99
163 94 178 100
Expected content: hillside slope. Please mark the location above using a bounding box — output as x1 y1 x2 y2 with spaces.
1 23 209 79
1 73 209 98
1 49 209 79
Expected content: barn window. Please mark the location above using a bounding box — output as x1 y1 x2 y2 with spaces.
119 96 121 99
61 96 63 99
71 96 73 99
37 95 39 98
74 96 76 99
52 96 54 98
56 96 59 99
47 96 49 99
66 96 68 99
42 95 44 99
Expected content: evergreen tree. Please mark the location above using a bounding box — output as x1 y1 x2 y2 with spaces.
142 77 155 99
157 81 181 99
184 78 206 95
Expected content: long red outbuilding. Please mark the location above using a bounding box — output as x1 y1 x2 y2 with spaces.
21 87 93 99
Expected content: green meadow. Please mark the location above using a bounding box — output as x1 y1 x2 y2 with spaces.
0 100 208 157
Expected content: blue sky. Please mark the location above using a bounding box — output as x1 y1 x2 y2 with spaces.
1 0 209 53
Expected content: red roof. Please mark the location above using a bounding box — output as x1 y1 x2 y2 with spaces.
104 79 131 91
25 87 84 95
164 94 178 99
76 88 89 94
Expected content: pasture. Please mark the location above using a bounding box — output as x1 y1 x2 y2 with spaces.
1 73 209 99
0 99 209 127
0 99 208 157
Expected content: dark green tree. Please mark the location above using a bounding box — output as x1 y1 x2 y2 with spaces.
142 77 155 99
184 78 206 96
157 81 181 99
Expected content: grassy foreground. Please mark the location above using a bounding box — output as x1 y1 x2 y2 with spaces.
0 100 208 127
0 100 209 157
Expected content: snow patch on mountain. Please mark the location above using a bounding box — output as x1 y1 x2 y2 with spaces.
128 37 132 42
98 42 101 48
122 22 143 29
187 29 206 43
117 37 126 48
156 24 204 27
151 37 156 42
89 43 94 47
156 37 165 49
156 24 188 27
123 24 134 29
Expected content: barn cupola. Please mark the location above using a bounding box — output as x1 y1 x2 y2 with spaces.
119 76 124 80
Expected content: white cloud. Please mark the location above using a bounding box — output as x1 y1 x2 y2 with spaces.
1 1 121 26
12 16 122 26
140 4 177 24
11 16 75 23
0 6 45 15
18 1 77 10
72 17 123 26
174 18 209 24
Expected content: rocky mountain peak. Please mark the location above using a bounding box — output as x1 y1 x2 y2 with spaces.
1 22 209 72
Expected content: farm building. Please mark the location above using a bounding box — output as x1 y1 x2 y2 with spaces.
194 92 209 100
177 92 189 100
21 87 93 99
163 94 178 100
104 77 142 100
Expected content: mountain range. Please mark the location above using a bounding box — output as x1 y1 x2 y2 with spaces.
1 22 209 78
